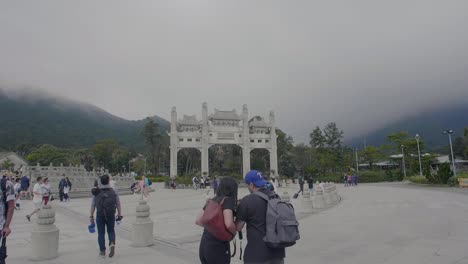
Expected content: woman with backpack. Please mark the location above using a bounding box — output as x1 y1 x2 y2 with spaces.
195 177 238 264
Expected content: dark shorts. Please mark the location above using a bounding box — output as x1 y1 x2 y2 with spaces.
21 186 29 192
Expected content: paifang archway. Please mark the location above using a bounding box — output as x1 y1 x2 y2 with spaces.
169 103 278 178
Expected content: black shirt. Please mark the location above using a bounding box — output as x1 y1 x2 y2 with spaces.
237 189 286 262
307 178 314 189
201 196 236 243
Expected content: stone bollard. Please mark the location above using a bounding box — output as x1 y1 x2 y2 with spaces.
313 188 326 209
331 183 339 203
323 183 333 205
31 204 59 261
282 191 291 203
301 190 313 213
132 200 154 247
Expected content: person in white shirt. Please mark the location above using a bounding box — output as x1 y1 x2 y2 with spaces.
13 178 21 210
26 177 44 222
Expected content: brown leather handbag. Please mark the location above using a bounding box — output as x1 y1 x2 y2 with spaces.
200 197 235 242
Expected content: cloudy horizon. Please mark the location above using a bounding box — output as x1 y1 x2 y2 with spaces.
1 1 468 143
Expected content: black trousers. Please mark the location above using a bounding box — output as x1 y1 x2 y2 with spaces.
59 190 64 202
199 233 230 264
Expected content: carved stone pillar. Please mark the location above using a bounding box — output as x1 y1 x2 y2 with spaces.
132 200 154 247
31 204 59 260
170 107 178 178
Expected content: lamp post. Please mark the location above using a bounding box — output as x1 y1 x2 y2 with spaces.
354 149 359 172
443 130 457 177
415 134 423 176
128 152 131 176
401 145 407 178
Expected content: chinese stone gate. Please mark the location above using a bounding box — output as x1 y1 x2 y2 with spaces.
169 103 278 178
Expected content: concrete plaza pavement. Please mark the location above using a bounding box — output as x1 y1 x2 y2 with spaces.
6 183 468 264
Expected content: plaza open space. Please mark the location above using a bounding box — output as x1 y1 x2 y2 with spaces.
5 183 468 264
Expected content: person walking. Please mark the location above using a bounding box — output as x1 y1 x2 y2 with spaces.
236 170 286 264
41 178 51 206
20 175 30 199
170 178 176 191
64 177 72 202
298 175 304 195
212 177 218 194
13 178 21 210
200 177 205 189
196 177 238 264
307 176 314 193
192 176 199 190
0 174 15 264
26 177 44 222
89 175 122 258
58 175 66 202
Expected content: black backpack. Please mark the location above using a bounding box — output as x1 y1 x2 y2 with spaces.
95 188 117 217
0 177 9 217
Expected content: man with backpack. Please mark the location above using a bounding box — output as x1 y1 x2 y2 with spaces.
0 174 15 254
236 170 299 264
89 175 123 258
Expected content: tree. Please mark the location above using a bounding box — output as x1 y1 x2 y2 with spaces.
361 146 383 169
90 139 119 170
387 131 426 174
323 122 343 150
141 118 168 175
26 144 71 166
276 129 295 178
308 122 345 175
1 159 14 170
309 127 325 149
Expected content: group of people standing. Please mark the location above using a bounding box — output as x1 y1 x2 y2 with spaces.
344 174 358 186
196 170 293 264
192 176 218 192
58 176 72 202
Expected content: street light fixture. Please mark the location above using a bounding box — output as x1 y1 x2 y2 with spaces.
355 149 359 172
415 134 423 176
443 129 457 177
401 145 407 178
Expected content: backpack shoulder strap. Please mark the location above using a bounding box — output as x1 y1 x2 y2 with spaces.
253 191 269 201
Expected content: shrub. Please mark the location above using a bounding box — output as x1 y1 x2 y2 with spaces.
357 170 386 183
437 163 453 184
409 175 429 184
447 176 458 187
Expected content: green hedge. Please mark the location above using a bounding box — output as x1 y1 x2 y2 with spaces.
357 170 386 183
409 175 429 184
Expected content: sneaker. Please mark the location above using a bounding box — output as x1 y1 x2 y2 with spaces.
26 215 31 222
109 245 115 258
99 251 106 258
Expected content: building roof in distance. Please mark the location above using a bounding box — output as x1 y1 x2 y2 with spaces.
209 109 242 121
179 115 202 126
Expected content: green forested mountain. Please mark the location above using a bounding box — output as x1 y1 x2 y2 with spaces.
0 89 169 151
347 104 468 150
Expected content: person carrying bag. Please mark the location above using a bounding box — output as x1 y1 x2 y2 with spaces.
196 177 238 264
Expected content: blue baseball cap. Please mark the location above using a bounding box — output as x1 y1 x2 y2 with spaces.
245 170 267 187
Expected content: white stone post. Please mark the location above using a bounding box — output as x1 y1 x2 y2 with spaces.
269 111 279 179
242 105 251 177
170 107 178 178
332 183 339 203
282 191 291 203
31 204 59 260
313 188 326 209
132 200 154 247
323 183 333 205
301 190 313 213
201 103 209 176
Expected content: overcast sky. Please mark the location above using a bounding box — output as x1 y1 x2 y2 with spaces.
1 1 468 143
